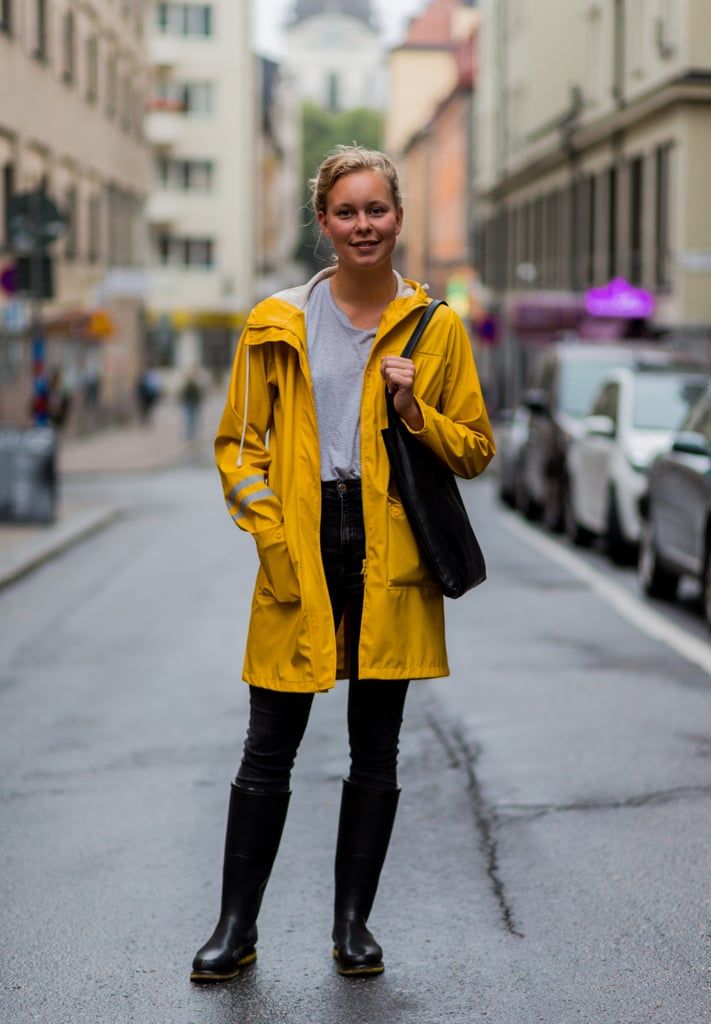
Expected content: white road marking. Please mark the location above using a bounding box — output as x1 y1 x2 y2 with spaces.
501 511 711 677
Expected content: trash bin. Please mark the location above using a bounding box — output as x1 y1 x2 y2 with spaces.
0 426 57 524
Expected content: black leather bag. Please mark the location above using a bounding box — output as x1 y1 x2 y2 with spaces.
381 300 486 598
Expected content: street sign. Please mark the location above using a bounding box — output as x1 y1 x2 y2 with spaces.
0 263 18 295
1 300 31 334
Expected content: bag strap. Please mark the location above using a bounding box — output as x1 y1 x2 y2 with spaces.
399 299 447 359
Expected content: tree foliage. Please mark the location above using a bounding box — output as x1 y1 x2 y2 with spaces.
297 102 383 272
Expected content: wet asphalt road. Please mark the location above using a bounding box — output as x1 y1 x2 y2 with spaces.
1 456 710 1024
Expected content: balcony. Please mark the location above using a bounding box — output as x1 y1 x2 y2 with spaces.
148 35 182 68
146 189 180 226
145 100 185 147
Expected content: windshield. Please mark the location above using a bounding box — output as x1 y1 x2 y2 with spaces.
633 376 707 430
559 361 624 418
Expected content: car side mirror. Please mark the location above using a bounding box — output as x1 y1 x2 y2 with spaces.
671 431 711 457
583 414 615 438
522 388 550 416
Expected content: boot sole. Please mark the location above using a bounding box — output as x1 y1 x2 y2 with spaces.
190 949 257 983
332 947 384 977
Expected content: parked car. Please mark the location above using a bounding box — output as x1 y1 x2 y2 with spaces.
566 365 708 562
496 405 532 507
638 383 711 629
514 342 683 530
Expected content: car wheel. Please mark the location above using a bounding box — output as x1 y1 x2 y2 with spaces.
564 484 593 547
703 540 711 632
498 473 516 508
638 521 679 600
514 473 540 521
543 477 565 533
606 488 635 565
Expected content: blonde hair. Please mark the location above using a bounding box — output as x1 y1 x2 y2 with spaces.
310 145 402 217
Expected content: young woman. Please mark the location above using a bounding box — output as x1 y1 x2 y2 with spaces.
191 146 495 982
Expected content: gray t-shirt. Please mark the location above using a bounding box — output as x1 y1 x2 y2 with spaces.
306 278 377 481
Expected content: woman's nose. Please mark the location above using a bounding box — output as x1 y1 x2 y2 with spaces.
355 211 370 231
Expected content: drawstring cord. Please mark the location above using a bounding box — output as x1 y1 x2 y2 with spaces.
237 346 251 468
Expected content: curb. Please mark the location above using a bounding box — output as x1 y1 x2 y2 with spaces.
59 440 209 477
0 506 121 592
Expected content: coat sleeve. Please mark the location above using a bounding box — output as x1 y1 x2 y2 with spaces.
215 331 284 535
404 309 496 480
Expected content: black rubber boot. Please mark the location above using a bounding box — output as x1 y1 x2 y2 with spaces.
190 784 290 982
332 780 400 977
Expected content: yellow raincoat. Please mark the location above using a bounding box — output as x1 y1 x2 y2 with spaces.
215 268 495 692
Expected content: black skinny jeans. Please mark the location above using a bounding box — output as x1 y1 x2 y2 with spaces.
236 479 409 794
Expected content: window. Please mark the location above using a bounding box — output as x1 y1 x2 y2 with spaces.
121 73 131 130
62 10 76 84
34 0 48 60
587 175 597 286
156 3 213 37
655 143 672 289
327 72 340 112
88 193 101 263
107 53 118 119
2 162 15 248
185 3 212 35
633 375 707 431
1 0 12 36
86 34 98 103
157 234 215 267
613 0 626 102
545 191 560 288
65 185 78 261
629 156 644 285
182 82 214 116
157 157 214 191
607 166 618 278
533 196 545 289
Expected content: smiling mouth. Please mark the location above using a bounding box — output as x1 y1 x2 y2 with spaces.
352 240 379 249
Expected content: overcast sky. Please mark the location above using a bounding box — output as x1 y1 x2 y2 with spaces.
251 0 428 58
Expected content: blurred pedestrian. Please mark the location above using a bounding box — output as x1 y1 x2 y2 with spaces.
192 146 495 983
136 367 161 425
46 368 72 430
179 369 203 441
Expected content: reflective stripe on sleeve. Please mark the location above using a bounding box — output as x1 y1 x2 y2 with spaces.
238 487 275 514
227 474 265 507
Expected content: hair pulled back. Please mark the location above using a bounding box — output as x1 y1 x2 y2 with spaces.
310 145 402 217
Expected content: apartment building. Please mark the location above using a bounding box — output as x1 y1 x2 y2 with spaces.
476 0 711 400
144 0 254 379
0 0 150 425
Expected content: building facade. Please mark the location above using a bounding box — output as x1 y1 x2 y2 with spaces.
283 1 385 113
0 0 150 427
385 0 478 162
401 34 477 301
476 0 711 403
144 0 254 381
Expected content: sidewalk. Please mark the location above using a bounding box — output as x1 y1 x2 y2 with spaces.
0 394 223 590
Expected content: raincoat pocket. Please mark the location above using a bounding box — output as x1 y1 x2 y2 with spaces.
254 521 300 603
386 497 435 588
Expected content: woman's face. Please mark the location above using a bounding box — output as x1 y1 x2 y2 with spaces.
318 169 403 272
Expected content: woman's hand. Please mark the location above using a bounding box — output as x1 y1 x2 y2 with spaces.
381 356 425 431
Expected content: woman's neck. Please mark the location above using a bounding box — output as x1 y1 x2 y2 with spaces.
329 264 397 329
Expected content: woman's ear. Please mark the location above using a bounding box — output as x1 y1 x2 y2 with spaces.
395 205 404 235
317 210 331 239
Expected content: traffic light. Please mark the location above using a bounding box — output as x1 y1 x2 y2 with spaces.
15 254 54 300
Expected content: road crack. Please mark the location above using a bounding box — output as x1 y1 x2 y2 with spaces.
497 784 711 823
425 710 524 939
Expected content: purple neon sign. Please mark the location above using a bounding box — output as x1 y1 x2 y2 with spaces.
585 278 656 319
